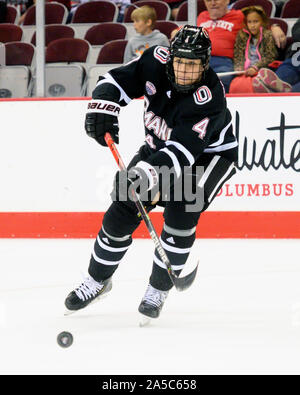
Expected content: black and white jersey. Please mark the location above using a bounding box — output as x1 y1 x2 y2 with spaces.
94 45 238 175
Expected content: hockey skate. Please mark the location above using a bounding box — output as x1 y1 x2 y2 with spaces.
138 284 168 326
64 275 112 315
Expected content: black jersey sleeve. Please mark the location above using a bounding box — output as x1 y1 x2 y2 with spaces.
92 46 170 106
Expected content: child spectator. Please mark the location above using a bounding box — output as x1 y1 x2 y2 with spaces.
250 17 300 93
124 6 169 63
229 6 278 93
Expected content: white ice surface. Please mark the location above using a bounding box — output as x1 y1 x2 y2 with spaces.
0 238 300 375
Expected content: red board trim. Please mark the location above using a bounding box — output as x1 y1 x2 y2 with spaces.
0 212 299 238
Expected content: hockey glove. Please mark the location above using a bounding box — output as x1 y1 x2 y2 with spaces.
112 161 160 205
85 99 120 146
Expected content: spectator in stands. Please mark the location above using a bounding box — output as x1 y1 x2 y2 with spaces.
251 18 300 93
230 6 278 93
18 0 35 25
163 0 185 20
124 6 169 63
197 0 287 92
112 0 131 22
0 0 7 23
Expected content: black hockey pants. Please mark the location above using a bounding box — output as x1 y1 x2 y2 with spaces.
88 146 236 291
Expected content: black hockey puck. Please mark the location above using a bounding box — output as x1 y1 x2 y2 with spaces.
57 331 73 348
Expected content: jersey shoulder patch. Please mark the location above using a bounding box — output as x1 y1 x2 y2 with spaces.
153 46 170 64
193 85 212 105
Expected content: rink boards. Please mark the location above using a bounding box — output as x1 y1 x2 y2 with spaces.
0 94 299 238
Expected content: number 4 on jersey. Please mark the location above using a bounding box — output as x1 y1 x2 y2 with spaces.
192 117 209 139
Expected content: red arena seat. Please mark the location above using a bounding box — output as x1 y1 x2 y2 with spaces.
71 1 118 23
22 2 68 25
0 24 23 43
84 23 127 46
5 42 35 66
175 0 206 22
46 38 90 63
97 39 128 64
31 24 75 46
133 1 171 20
5 5 20 24
155 20 179 39
232 0 276 18
280 0 300 18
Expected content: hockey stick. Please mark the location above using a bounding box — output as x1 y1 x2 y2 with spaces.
104 132 198 292
217 71 245 77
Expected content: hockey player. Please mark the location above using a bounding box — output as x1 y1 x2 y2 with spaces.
65 25 238 321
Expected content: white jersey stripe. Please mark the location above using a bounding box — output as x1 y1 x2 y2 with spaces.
102 226 131 242
208 162 235 203
165 141 195 166
163 224 196 236
160 238 191 254
198 155 220 188
97 73 131 104
160 148 181 178
153 254 185 271
208 121 232 147
92 250 120 266
97 235 129 252
203 141 238 153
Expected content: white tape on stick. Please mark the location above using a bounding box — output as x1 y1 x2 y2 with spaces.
217 71 245 77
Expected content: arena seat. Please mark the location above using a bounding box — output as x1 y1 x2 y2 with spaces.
30 24 75 46
43 64 86 96
42 38 91 97
71 1 118 23
96 39 128 64
0 24 23 43
46 38 90 63
232 0 276 18
175 0 206 22
49 0 71 11
5 5 20 24
22 2 68 25
5 41 35 66
84 23 128 64
0 42 35 97
269 18 288 36
155 21 178 39
280 0 300 18
132 1 171 20
86 64 122 96
84 23 127 45
123 4 138 23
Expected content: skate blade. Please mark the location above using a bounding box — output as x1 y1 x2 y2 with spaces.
139 315 152 327
64 309 76 316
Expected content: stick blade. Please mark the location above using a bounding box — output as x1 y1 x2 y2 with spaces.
172 262 199 292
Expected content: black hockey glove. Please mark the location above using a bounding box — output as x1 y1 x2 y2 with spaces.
112 161 160 206
85 99 120 146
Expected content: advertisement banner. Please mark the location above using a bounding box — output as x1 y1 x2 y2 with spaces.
0 96 299 238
